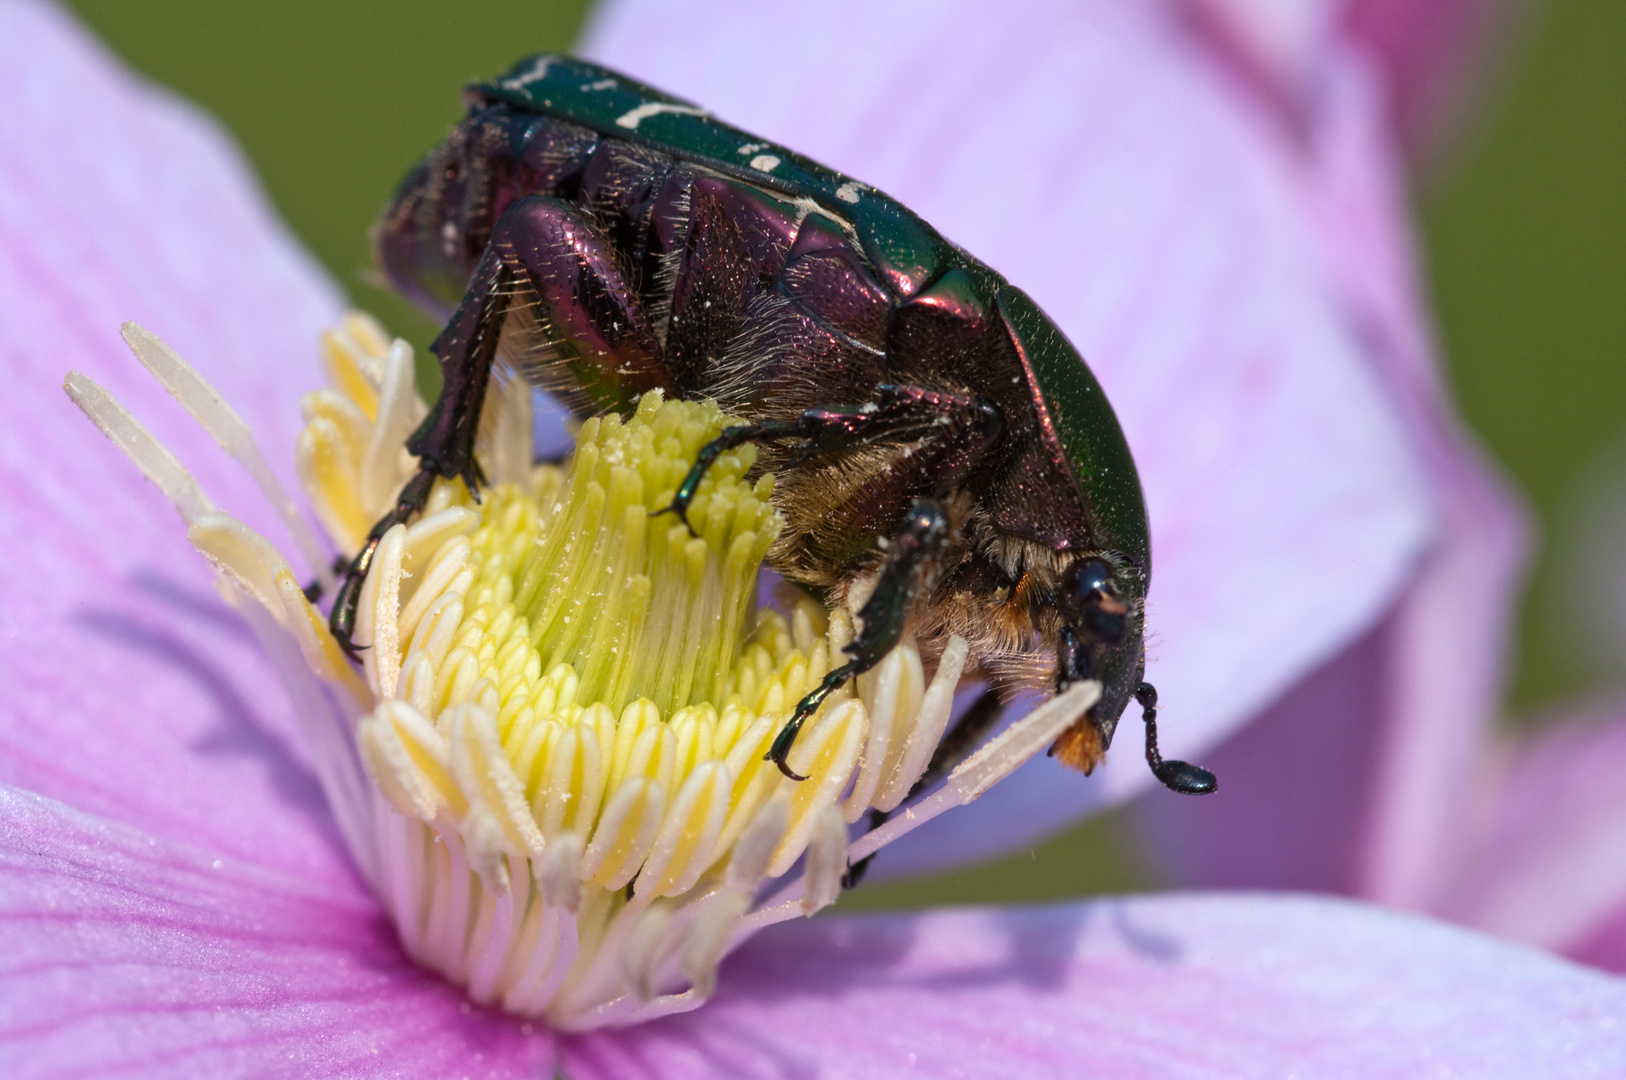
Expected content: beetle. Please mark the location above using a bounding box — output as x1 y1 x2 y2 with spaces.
332 54 1215 799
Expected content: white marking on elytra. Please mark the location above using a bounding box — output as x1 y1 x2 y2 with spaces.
786 194 864 250
748 154 781 173
737 142 767 155
615 102 708 129
500 56 554 91
582 78 617 91
835 182 863 204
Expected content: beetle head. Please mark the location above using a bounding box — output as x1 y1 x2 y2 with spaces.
1050 552 1146 770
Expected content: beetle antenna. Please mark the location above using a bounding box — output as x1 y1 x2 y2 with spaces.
1135 682 1217 795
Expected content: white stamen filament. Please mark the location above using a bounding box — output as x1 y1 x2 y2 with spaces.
62 372 215 524
65 315 1103 1030
120 322 336 595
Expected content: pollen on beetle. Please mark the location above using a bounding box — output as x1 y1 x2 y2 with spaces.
64 312 1100 1030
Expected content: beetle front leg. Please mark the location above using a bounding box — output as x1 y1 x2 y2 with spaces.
767 498 950 780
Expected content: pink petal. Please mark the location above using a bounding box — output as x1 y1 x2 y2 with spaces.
1431 698 1626 969
584 0 1447 871
1129 618 1395 894
0 1 350 880
1343 0 1522 158
1138 36 1526 906
1177 1 1516 160
1181 0 1345 115
565 891 1626 1078
0 785 553 1079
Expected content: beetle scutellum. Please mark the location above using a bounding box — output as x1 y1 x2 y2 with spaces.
333 55 1215 838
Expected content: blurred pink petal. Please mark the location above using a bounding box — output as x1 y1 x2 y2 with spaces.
565 890 1626 1079
1182 0 1344 117
0 0 352 885
1344 0 1524 159
1135 14 1526 907
1431 698 1626 971
584 0 1527 881
1180 0 1519 159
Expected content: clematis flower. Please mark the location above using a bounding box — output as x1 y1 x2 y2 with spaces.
68 310 1088 1030
2 2 1624 1078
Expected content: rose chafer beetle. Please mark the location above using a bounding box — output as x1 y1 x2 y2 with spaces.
334 54 1215 807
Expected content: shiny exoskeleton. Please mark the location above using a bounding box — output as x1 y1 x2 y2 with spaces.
334 55 1214 798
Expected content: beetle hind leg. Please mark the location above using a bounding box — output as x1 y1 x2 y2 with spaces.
329 470 439 657
330 195 669 652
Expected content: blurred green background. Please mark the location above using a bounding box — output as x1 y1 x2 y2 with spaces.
64 1 1625 908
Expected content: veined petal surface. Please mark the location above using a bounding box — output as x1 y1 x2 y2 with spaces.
0 786 553 1079
8 785 1622 1078
0 0 347 879
565 890 1626 1079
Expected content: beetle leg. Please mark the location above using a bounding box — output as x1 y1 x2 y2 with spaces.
1134 682 1217 795
840 810 887 889
650 417 801 532
330 195 668 651
301 555 352 605
407 194 666 486
657 384 1002 535
329 470 439 658
913 685 1008 799
767 499 949 780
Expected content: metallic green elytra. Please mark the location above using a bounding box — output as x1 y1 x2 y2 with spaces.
345 53 1215 802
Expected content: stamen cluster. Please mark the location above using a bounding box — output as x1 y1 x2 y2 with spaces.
64 313 1099 1031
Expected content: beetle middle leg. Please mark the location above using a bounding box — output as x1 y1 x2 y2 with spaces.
656 383 1003 534
767 498 950 780
330 194 669 651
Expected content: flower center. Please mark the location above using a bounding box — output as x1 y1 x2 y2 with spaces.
64 312 1100 1031
349 389 906 1025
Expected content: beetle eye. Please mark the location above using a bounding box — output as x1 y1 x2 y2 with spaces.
1062 557 1112 610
